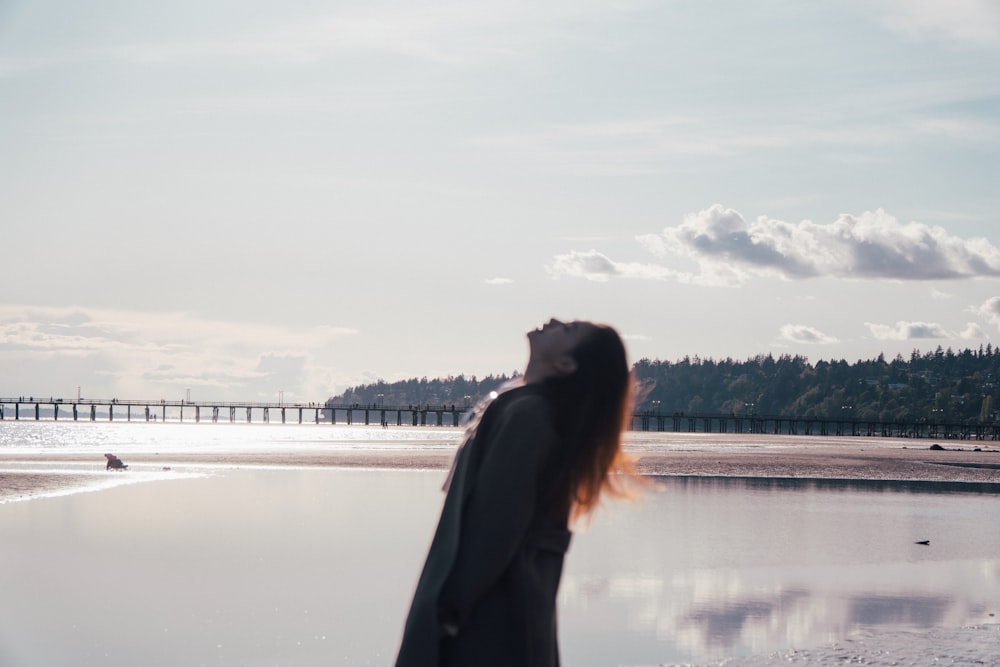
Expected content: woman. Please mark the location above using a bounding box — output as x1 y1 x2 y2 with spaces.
394 319 634 667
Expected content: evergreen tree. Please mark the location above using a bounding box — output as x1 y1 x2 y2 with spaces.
327 346 1000 422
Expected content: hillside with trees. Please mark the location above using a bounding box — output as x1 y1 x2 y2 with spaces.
330 374 519 410
327 345 1000 423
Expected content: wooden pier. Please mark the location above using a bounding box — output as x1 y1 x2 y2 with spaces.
1 397 998 440
0 397 471 427
632 411 1000 441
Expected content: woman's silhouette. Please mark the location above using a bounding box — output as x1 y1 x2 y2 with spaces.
395 319 634 667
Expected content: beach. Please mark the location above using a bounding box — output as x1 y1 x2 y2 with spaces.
4 431 1000 501
1 425 999 666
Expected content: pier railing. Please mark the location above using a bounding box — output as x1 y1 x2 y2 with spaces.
2 397 998 439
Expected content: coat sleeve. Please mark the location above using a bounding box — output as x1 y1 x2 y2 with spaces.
437 393 559 630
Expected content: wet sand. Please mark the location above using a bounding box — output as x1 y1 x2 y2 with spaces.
4 436 1000 479
3 438 1000 509
4 437 999 505
631 440 1000 483
679 623 1000 667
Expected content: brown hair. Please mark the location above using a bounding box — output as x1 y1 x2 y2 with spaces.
543 323 635 520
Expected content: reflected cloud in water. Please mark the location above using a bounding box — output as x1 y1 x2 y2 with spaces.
559 476 1000 664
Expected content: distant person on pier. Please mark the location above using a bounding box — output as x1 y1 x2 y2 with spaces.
394 319 636 667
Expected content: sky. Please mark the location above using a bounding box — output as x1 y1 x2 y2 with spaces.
2 0 1000 403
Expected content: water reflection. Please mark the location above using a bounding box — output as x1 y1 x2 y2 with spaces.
680 588 810 651
559 475 1000 664
848 594 951 625
1 468 998 666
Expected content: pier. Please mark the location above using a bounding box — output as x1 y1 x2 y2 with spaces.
632 411 1000 441
1 397 998 440
0 397 470 427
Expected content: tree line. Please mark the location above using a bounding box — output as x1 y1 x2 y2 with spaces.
328 345 1000 423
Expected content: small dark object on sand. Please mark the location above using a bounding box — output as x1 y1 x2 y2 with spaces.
104 453 128 471
915 540 930 545
929 443 945 451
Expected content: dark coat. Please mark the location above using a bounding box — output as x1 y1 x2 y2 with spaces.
394 384 572 667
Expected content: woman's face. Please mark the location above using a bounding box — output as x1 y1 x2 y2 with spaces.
526 319 594 378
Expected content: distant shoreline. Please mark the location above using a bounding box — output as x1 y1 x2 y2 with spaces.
631 440 1000 482
2 436 999 504
3 438 999 476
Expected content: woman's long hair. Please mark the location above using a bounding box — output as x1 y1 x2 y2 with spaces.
543 323 635 521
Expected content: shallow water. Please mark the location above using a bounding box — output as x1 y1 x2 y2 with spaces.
560 475 1000 665
1 423 999 666
0 421 459 503
1 467 998 666
0 420 461 455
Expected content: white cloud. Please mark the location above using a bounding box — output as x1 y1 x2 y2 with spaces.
930 289 953 300
865 321 950 340
267 1 668 66
906 116 1000 144
471 118 798 174
0 305 357 400
471 107 1000 176
778 324 839 345
636 205 1000 285
546 249 681 283
960 322 988 340
971 296 1000 329
484 277 514 285
874 0 1000 45
547 250 620 282
0 1 653 76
